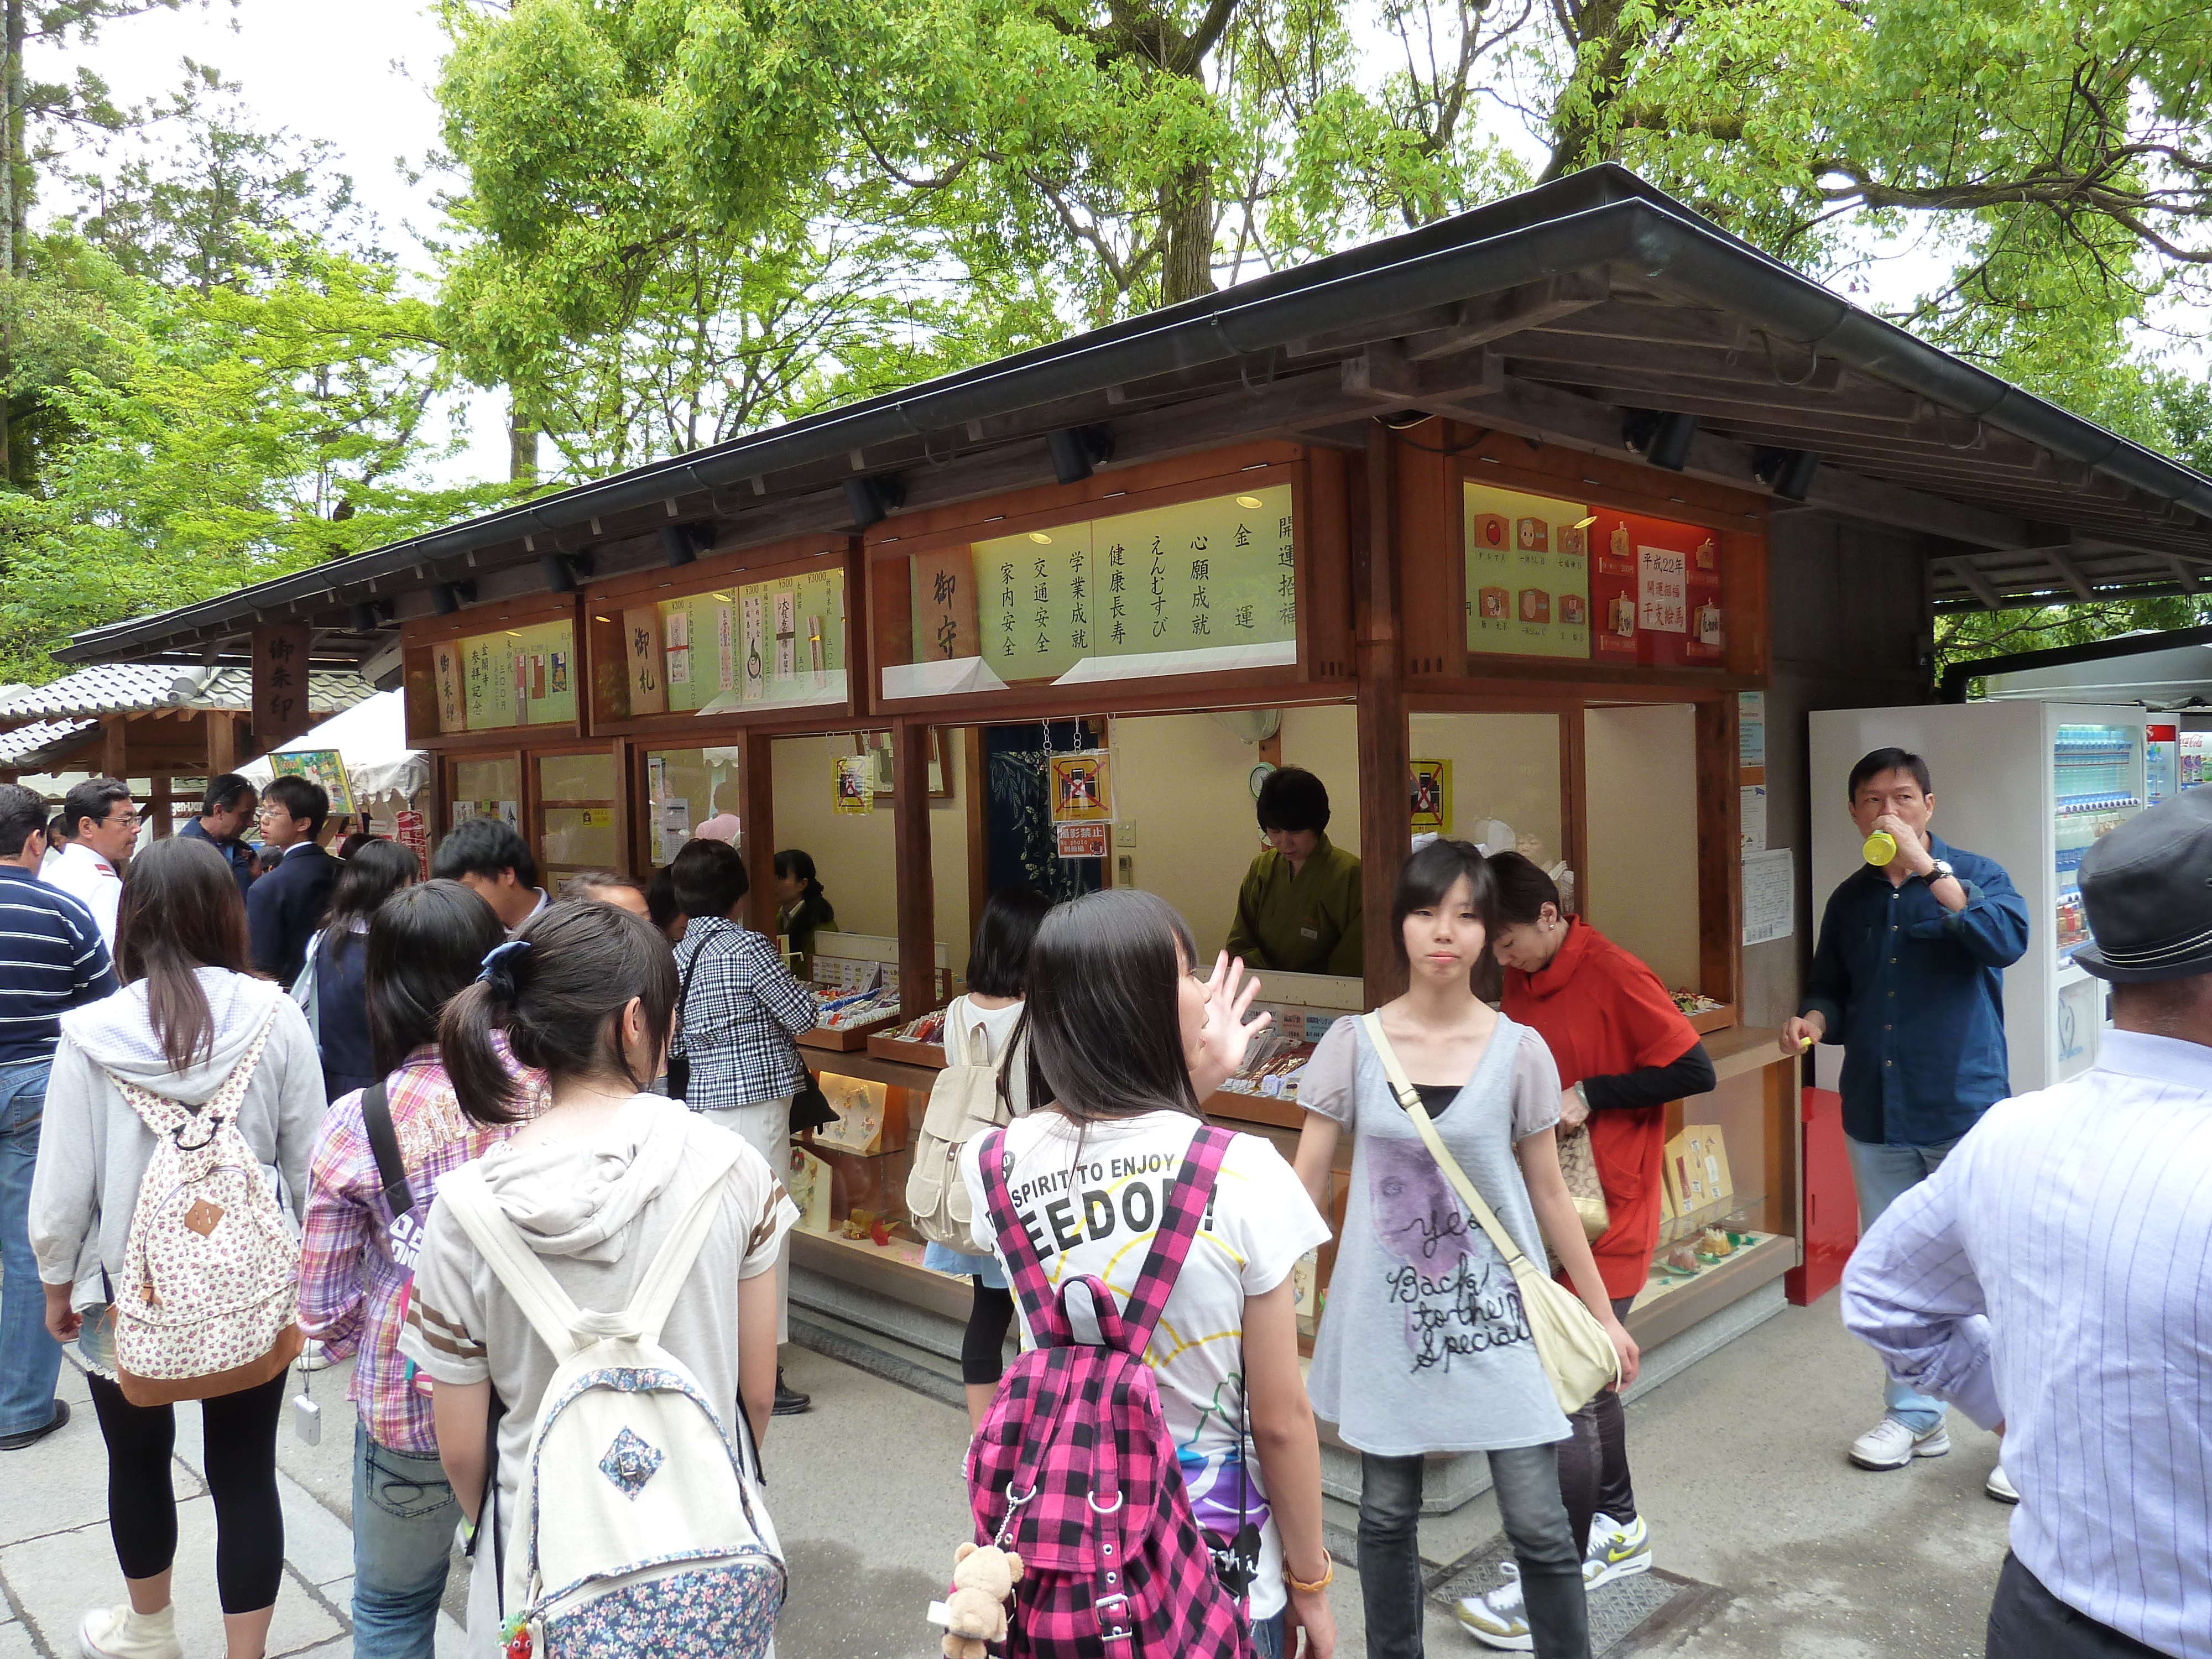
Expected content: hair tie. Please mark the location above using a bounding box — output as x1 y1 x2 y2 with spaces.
477 938 531 995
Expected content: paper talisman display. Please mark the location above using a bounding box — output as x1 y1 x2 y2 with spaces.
273 750 355 817
833 753 874 815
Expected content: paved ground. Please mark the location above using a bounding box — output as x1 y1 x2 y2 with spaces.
0 1289 2012 1659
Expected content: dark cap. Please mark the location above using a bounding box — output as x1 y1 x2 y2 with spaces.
2074 789 2212 982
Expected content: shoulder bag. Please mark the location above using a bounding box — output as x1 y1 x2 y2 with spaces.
1361 1011 1621 1415
665 942 708 1104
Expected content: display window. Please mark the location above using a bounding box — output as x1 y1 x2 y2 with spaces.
642 746 741 867
581 538 856 732
533 748 622 884
869 444 1352 713
423 620 578 732
442 753 521 834
1464 481 1726 669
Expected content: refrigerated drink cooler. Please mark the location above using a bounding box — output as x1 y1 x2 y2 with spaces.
1809 702 2147 1095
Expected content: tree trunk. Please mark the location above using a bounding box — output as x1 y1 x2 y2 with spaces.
0 0 21 483
507 398 539 485
1158 161 1215 306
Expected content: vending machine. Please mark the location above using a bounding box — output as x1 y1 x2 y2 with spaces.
1809 701 2148 1094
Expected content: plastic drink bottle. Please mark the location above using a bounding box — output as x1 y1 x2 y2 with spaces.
1863 830 1897 865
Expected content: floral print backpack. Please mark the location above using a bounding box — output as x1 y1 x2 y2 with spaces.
107 1010 303 1405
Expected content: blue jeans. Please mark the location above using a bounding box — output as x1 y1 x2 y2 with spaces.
352 1422 457 1659
0 1057 61 1438
1253 1611 1284 1658
1847 1134 1960 1435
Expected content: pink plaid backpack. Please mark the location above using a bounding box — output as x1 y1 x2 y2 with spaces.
968 1124 1250 1658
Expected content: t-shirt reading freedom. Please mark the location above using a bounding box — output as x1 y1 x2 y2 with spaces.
1300 1013 1573 1456
961 1111 1329 1621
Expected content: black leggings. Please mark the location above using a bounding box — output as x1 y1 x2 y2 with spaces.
961 1280 1017 1386
88 1371 288 1614
1557 1295 1639 1553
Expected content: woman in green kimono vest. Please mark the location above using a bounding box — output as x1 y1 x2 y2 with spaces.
1224 766 1364 977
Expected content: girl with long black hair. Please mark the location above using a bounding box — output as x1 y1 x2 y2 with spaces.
309 837 420 1100
30 837 326 1659
958 889 1337 1659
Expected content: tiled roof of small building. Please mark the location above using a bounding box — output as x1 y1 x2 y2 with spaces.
0 719 99 771
0 665 374 723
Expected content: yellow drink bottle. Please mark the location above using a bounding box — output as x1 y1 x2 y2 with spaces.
1863 830 1897 866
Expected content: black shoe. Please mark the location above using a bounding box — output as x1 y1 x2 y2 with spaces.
773 1369 811 1416
0 1398 69 1451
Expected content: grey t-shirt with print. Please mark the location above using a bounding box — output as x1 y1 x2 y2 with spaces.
1303 1013 1572 1455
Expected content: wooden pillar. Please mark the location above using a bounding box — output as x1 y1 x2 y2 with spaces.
893 719 936 1016
100 716 128 783
150 775 173 839
1695 695 1743 1007
206 711 237 779
1355 421 1410 1000
964 726 989 945
251 624 314 752
1560 705 1588 916
740 729 779 941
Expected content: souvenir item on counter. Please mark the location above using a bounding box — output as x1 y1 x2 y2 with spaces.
1697 1227 1735 1258
787 1144 833 1237
1664 1244 1702 1275
929 1543 1025 1659
1685 1124 1734 1201
813 1076 887 1155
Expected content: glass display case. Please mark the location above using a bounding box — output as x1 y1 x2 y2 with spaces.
2053 721 2143 964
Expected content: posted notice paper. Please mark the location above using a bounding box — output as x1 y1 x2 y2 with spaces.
1743 848 1794 946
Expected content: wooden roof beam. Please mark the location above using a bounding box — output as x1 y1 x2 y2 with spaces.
1943 557 2009 610
2043 544 2098 602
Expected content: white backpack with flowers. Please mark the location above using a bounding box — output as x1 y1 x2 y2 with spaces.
107 1008 303 1405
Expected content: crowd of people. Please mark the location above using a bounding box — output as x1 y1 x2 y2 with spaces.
0 742 2201 1659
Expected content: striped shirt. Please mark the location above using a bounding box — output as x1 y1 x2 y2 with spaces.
0 865 115 1062
1842 1027 2212 1657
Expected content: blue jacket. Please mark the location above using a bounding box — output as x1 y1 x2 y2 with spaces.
246 843 338 988
179 817 254 900
1801 833 2030 1146
313 925 376 1103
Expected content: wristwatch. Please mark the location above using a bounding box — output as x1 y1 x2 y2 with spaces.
1927 858 1955 881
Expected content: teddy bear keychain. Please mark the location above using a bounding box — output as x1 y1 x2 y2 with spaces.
927 1541 1025 1659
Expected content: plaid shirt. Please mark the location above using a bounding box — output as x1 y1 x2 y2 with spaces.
672 918 814 1110
298 1044 545 1455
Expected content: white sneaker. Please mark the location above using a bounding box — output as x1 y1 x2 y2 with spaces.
295 1337 335 1373
1583 1512 1653 1588
1985 1463 2019 1504
1454 1561 1533 1651
1849 1415 1950 1470
81 1604 181 1659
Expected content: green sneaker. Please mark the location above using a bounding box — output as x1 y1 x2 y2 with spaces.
1454 1562 1533 1651
1583 1512 1653 1589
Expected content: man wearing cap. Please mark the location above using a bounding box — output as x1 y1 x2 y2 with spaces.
1842 787 2212 1659
1782 746 2028 1486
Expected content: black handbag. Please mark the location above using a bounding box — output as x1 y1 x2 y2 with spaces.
790 1073 836 1134
665 945 705 1105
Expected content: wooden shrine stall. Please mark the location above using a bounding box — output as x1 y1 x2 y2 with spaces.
0 662 375 834
55 168 2212 1501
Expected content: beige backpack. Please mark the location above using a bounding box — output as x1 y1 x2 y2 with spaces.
905 1006 1018 1252
108 1009 302 1405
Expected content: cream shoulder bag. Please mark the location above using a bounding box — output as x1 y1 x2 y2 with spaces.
1361 1011 1621 1415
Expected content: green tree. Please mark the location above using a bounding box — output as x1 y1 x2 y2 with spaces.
0 236 507 679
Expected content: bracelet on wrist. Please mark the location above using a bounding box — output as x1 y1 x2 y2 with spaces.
1285 1549 1333 1594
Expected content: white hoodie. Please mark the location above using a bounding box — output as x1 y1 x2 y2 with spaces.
396 1093 796 1652
29 969 324 1297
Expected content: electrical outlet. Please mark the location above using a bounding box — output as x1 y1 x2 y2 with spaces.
1116 819 1136 848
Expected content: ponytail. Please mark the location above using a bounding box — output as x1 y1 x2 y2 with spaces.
438 900 679 1126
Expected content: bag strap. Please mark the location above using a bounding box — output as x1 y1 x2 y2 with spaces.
359 1078 413 1220
1361 1011 1530 1272
625 1134 746 1345
977 1126 1074 1346
1117 1123 1233 1348
438 1163 592 1364
667 937 709 1058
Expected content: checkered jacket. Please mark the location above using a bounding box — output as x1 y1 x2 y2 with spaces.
968 1123 1249 1658
671 919 814 1111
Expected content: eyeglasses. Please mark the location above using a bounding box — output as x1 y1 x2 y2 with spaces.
102 812 140 830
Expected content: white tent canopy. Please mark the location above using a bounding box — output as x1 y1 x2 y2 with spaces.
241 690 427 803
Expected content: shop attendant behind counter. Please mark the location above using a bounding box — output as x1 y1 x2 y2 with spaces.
1224 766 1363 977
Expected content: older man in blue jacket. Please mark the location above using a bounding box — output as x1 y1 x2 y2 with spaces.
1781 745 2028 1489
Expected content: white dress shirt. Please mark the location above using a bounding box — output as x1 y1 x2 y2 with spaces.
1842 1027 2212 1657
41 841 121 951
